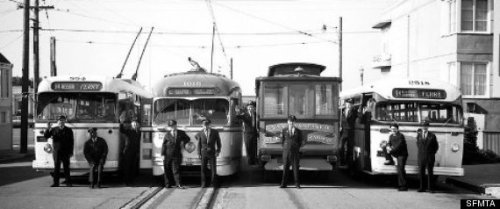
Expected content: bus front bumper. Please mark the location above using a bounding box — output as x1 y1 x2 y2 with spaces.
369 165 464 176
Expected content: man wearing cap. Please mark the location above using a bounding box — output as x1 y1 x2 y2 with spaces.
44 115 74 187
280 115 304 189
417 121 439 193
339 99 357 166
83 128 108 188
195 119 222 188
236 102 258 165
161 120 190 189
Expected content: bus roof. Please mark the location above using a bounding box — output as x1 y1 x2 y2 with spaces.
37 75 153 98
340 78 461 102
152 70 240 97
267 62 326 77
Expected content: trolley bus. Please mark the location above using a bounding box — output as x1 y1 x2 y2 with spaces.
143 68 243 176
255 63 341 171
340 78 464 176
33 76 152 172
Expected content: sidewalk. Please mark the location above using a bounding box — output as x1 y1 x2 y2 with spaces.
0 147 34 164
446 163 500 198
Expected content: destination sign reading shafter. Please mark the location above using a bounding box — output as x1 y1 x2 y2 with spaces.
392 88 446 99
51 82 102 91
167 88 215 96
265 122 336 144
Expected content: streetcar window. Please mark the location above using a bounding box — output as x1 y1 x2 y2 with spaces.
263 84 286 116
420 103 463 124
315 84 334 115
375 102 418 122
193 99 229 126
37 93 116 122
289 84 314 117
154 99 190 126
375 102 462 124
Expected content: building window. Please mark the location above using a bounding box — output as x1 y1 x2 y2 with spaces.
461 0 489 32
0 68 9 98
0 112 6 124
460 62 487 96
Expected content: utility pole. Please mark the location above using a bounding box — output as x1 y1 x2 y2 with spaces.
210 23 215 73
230 58 233 80
339 16 343 91
20 0 30 154
50 36 57 76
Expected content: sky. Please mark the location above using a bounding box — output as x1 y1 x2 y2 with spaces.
0 0 397 95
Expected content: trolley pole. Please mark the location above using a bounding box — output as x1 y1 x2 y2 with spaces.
50 36 57 76
339 16 343 91
210 23 215 73
20 0 30 153
230 58 233 80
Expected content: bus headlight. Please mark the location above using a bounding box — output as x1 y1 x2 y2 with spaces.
44 143 53 153
451 143 460 152
185 142 196 153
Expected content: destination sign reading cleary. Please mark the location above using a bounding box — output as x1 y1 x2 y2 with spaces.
392 88 446 99
51 82 102 91
167 88 215 96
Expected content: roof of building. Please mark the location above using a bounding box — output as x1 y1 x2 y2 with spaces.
0 53 11 64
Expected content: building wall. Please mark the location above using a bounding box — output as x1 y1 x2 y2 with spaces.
0 62 13 150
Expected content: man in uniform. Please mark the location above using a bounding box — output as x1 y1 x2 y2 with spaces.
236 102 258 165
417 121 439 193
339 99 357 166
161 120 190 189
122 120 141 185
280 115 304 189
196 119 222 188
44 115 74 187
83 127 108 189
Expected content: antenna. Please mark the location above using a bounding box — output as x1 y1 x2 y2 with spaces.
117 27 142 78
132 27 154 81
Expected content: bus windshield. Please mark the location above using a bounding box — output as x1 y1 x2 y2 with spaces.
37 93 117 122
375 102 463 124
263 83 335 117
154 98 229 126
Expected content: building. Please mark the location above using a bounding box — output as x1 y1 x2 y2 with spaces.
0 53 13 150
370 0 500 153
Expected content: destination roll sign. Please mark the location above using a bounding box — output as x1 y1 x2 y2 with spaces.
392 88 446 99
51 82 103 91
167 88 216 96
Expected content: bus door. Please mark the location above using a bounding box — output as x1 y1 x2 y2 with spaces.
359 93 374 171
139 98 153 169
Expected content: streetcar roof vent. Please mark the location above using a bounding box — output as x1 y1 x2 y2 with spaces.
268 62 325 77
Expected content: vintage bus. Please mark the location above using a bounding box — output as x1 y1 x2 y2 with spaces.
33 76 152 172
255 63 340 172
143 68 243 176
340 78 464 176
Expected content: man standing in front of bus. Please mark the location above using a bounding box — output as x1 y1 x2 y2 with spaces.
196 119 222 188
280 115 303 189
339 99 357 166
417 121 439 193
236 101 258 165
162 120 190 189
386 123 408 191
44 115 74 187
83 127 108 189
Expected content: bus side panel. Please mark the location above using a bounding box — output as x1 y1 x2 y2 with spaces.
369 125 464 176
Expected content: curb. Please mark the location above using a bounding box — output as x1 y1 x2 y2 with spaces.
446 177 500 198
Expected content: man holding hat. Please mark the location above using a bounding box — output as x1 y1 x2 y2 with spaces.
161 120 190 189
416 121 439 192
280 115 304 189
44 115 74 187
236 101 258 165
83 127 108 188
195 118 221 188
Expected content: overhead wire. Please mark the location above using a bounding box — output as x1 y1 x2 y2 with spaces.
205 0 231 70
0 33 23 49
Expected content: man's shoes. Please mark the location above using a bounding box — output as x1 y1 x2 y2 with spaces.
279 185 286 188
384 160 395 165
201 184 208 188
176 185 185 189
296 185 301 189
417 188 425 192
90 184 95 189
66 182 72 187
50 183 59 187
165 184 172 188
398 187 408 191
96 183 101 189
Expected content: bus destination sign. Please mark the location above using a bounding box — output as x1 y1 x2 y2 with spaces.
167 88 215 96
392 88 446 99
51 82 102 91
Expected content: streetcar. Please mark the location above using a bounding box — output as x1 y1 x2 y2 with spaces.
143 68 243 176
33 76 152 172
255 63 341 171
340 78 464 176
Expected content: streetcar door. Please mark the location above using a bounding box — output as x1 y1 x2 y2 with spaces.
139 98 153 169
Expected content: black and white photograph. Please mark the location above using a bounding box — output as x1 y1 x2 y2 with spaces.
1 0 500 208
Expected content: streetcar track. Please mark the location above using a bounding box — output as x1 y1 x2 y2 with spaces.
120 187 163 209
120 186 219 209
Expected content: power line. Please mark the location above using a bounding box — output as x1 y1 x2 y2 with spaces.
52 7 139 27
205 0 230 70
31 28 333 35
0 33 23 49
